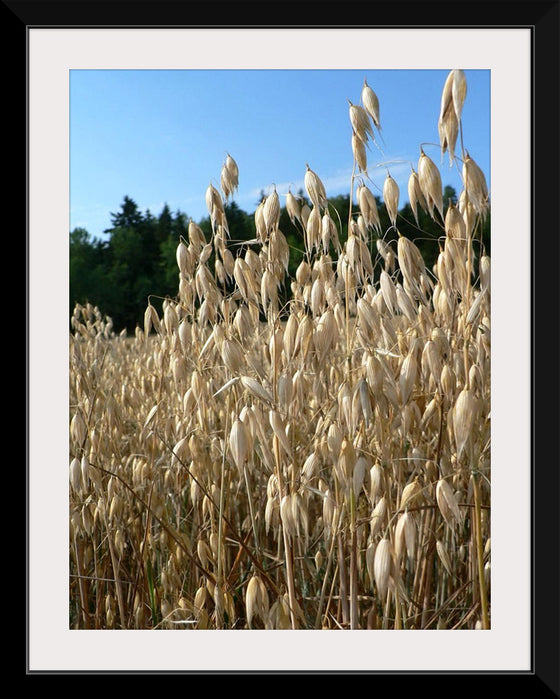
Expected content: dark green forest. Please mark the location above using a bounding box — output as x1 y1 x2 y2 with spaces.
70 186 490 334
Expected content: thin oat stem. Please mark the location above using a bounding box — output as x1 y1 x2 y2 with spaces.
103 511 127 629
349 489 359 629
472 469 490 629
314 515 340 629
73 535 90 628
216 390 230 608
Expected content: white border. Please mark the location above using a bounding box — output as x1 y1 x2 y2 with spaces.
29 27 532 673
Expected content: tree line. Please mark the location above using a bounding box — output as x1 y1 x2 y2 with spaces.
70 187 490 334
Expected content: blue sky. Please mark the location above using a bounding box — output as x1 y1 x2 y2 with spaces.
70 69 490 238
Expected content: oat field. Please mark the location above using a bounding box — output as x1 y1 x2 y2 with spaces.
69 70 490 630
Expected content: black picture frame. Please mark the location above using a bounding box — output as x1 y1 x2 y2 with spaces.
17 1 558 690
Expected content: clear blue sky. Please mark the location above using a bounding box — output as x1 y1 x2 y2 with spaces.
70 69 490 239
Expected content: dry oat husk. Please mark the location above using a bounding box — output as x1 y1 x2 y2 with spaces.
438 69 466 164
286 188 302 226
352 132 368 173
246 574 269 628
357 183 381 233
229 418 251 471
305 164 328 210
436 478 463 528
348 99 374 145
418 149 443 220
452 387 477 458
374 538 394 599
263 187 281 233
361 78 381 131
462 153 489 216
383 173 399 228
408 168 428 226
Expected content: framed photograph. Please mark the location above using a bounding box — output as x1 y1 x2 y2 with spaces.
21 1 558 686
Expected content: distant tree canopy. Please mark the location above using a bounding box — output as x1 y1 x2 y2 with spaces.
70 188 490 334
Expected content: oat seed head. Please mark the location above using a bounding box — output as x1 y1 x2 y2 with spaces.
418 149 444 220
348 99 375 147
361 78 381 131
383 172 400 228
304 164 328 211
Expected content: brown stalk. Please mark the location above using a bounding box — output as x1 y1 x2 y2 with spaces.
102 509 127 629
72 535 90 628
472 470 490 629
314 511 340 629
349 504 359 629
274 433 298 629
338 532 349 626
92 460 278 596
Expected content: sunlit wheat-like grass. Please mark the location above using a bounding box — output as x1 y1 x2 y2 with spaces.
69 70 490 631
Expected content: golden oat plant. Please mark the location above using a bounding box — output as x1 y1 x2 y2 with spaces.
69 69 490 631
